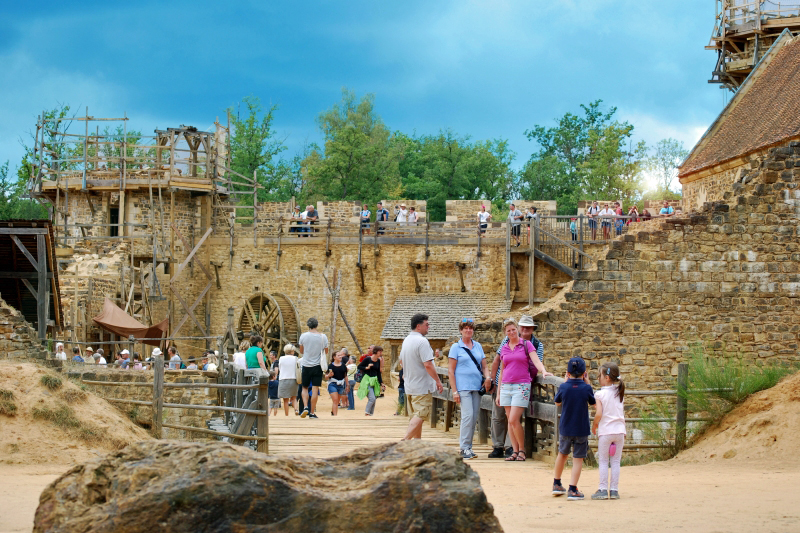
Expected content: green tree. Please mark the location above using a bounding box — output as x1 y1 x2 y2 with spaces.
0 161 49 220
399 131 515 221
228 96 287 202
647 138 689 194
301 89 403 204
519 100 646 214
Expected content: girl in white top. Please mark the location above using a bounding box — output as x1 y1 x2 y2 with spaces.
278 343 299 416
407 206 418 225
232 340 250 370
591 361 626 500
477 205 492 234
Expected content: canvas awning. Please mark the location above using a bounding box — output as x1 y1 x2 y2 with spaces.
92 297 168 347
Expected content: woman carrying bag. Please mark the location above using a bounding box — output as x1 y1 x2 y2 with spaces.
448 318 491 460
357 346 385 416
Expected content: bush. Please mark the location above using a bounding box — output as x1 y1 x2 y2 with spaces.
680 348 797 423
40 374 63 390
0 389 16 416
60 388 87 404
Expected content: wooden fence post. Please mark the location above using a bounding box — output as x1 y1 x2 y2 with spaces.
676 362 689 450
236 369 245 409
152 353 164 438
477 408 490 445
257 376 269 454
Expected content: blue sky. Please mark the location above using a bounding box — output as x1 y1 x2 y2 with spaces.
1 1 723 179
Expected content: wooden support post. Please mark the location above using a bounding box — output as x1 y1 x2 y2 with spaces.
478 408 490 445
579 215 585 268
152 353 164 438
430 397 439 428
529 218 537 306
330 269 339 351
524 415 536 457
425 219 430 257
676 362 689 450
505 222 511 300
257 376 269 454
236 369 245 409
444 399 454 432
37 234 47 340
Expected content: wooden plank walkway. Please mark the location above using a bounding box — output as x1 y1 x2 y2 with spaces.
265 389 494 459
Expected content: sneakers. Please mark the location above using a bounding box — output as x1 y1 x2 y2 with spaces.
504 447 514 457
591 490 609 500
609 490 620 500
552 482 567 496
567 488 584 500
309 413 318 419
460 449 477 460
300 409 309 418
488 447 505 458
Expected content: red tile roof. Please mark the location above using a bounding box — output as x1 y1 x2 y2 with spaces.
680 34 800 177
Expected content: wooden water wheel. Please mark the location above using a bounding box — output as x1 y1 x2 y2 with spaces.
238 293 300 354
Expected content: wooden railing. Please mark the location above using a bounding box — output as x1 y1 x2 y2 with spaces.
80 354 270 452
432 363 713 458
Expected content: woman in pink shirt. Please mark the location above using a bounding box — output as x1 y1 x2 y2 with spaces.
492 318 549 461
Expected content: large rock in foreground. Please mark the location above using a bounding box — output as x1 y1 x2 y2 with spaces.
34 439 502 533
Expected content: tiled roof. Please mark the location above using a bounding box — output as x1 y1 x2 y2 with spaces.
680 32 800 177
380 293 511 340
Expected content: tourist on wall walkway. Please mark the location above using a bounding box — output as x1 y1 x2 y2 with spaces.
358 346 384 416
448 318 491 460
491 318 549 461
489 315 546 458
326 349 349 416
508 203 523 246
599 203 615 241
298 317 329 419
400 313 443 440
277 344 298 416
587 200 600 240
477 205 492 235
375 202 389 235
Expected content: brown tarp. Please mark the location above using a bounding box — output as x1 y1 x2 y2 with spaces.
92 298 168 347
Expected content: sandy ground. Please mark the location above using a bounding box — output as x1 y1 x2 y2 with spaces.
4 375 800 532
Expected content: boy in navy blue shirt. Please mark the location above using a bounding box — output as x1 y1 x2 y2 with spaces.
552 357 595 500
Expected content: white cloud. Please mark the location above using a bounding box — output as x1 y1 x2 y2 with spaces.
620 110 709 152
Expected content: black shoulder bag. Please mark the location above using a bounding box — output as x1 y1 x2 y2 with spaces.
461 346 487 396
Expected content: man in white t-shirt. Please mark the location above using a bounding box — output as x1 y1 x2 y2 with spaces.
598 203 615 241
400 313 443 440
298 317 329 419
586 200 600 240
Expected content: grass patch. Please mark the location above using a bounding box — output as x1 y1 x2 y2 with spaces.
40 374 63 390
60 388 88 404
680 348 798 423
0 389 17 416
8 443 20 453
128 406 140 422
31 404 99 442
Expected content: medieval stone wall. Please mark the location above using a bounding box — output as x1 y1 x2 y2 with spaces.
0 295 50 361
445 200 492 222
532 142 800 390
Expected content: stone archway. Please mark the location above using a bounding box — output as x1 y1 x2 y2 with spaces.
237 292 301 355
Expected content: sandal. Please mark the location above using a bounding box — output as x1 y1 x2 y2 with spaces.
516 451 526 461
505 452 518 461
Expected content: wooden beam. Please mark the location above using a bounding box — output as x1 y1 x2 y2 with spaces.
170 282 211 338
170 226 213 282
20 278 37 300
10 235 39 270
37 234 47 340
0 271 53 279
0 227 49 235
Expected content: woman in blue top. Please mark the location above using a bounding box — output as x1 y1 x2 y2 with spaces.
448 318 491 460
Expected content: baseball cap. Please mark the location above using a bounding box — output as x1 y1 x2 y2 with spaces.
567 357 586 376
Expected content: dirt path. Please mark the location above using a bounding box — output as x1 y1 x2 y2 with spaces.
4 385 800 532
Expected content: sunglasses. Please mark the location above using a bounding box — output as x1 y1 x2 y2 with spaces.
461 318 474 323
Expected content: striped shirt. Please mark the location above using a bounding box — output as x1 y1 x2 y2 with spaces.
494 335 544 385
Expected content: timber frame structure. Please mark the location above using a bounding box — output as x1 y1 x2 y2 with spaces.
708 0 800 90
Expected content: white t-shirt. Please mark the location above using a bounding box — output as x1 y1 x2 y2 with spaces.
408 211 418 224
478 212 491 223
508 209 522 226
399 331 436 395
599 208 615 220
55 351 67 361
587 205 600 216
278 355 298 380
397 209 408 223
96 357 107 365
299 331 329 367
595 385 626 435
169 354 182 369
232 351 247 369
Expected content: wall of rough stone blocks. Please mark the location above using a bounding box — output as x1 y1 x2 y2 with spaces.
529 141 800 391
445 200 492 222
511 200 557 215
316 201 362 223
0 295 50 362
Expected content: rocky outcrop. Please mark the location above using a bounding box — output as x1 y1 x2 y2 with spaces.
34 440 502 533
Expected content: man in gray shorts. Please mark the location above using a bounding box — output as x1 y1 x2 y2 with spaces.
298 317 329 419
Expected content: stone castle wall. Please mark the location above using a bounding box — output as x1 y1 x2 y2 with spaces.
446 200 492 222
0 295 50 362
531 142 800 391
